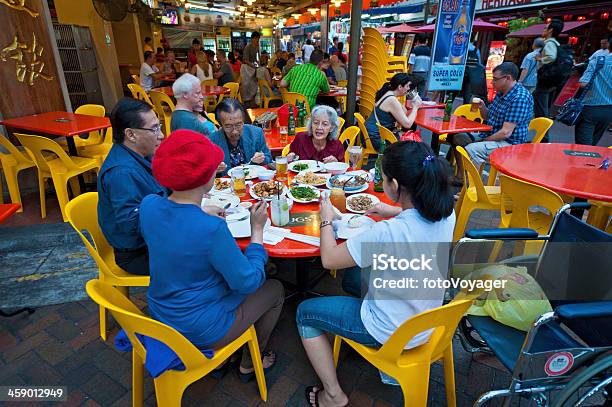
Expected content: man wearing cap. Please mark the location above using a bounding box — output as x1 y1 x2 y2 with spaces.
209 98 272 173
97 98 167 276
140 129 283 381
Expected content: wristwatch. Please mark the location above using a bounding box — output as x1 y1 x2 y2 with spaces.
320 220 333 229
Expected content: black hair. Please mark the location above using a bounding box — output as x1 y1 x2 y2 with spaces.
215 98 246 123
144 37 152 43
309 49 324 65
415 33 428 44
144 50 153 61
323 52 330 60
156 47 163 53
228 52 236 63
192 38 201 45
493 61 519 81
548 19 563 38
382 141 454 222
306 39 312 45
110 98 154 144
205 49 215 59
338 53 346 63
251 31 261 39
288 52 295 59
337 42 344 52
375 73 414 102
333 36 338 42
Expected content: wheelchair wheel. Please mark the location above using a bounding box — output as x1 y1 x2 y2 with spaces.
552 353 612 407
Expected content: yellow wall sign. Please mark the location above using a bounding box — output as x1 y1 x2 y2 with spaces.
0 0 39 17
1 33 54 86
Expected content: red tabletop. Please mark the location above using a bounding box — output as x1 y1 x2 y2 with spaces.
320 89 360 98
0 111 111 137
235 175 396 258
414 108 492 135
156 85 230 98
248 108 307 153
407 102 445 109
0 203 20 223
490 143 612 202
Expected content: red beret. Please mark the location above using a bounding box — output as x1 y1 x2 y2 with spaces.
152 129 224 191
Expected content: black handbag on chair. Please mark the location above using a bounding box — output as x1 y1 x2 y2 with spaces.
556 56 605 126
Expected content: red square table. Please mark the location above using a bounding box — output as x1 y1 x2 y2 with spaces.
247 108 299 153
414 108 492 154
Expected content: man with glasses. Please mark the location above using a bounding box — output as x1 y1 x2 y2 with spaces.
98 98 167 275
449 62 533 182
170 73 217 137
209 98 272 174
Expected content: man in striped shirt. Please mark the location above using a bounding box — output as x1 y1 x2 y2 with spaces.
280 49 329 111
575 36 612 146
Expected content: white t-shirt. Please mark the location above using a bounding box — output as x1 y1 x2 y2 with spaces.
140 62 159 91
346 208 456 348
194 64 213 81
302 44 315 62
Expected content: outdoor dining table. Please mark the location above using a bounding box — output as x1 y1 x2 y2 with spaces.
319 88 360 98
413 108 492 154
0 203 20 224
247 107 308 153
231 169 396 296
156 85 230 98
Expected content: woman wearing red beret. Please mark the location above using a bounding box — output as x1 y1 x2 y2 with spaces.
139 129 283 381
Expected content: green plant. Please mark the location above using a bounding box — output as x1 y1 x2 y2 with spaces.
505 16 544 64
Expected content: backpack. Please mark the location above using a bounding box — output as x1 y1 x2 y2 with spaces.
537 42 575 88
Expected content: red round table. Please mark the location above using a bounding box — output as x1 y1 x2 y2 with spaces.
489 143 612 202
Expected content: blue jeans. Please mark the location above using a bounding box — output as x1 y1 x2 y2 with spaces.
341 266 368 298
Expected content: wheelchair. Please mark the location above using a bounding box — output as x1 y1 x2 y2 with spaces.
450 203 612 406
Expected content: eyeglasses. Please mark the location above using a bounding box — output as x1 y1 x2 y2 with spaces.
222 122 244 132
491 75 508 82
133 124 163 134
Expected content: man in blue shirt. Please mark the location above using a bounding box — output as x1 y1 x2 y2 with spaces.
575 36 612 146
408 34 431 98
209 98 272 174
519 37 545 94
97 98 166 275
449 62 534 179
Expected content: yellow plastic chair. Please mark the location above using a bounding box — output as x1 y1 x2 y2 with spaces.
131 74 140 84
453 146 502 241
354 113 378 165
376 124 398 145
15 134 100 221
529 117 554 144
86 279 267 407
337 117 345 135
282 92 310 115
127 83 153 106
206 112 220 127
150 91 176 137
338 126 361 166
78 128 113 166
337 80 348 87
56 105 106 151
333 299 473 407
218 82 239 105
0 135 37 210
258 79 282 108
65 193 149 341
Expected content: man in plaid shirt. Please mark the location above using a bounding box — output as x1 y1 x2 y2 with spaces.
450 62 534 181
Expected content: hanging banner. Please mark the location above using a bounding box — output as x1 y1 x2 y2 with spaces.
485 40 506 100
427 0 477 91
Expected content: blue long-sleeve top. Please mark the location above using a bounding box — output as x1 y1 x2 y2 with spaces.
97 144 166 250
209 124 272 175
139 194 268 347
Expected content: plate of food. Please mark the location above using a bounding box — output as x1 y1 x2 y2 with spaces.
213 177 232 193
327 173 370 193
346 193 379 214
333 214 376 239
249 180 288 200
202 193 240 209
288 184 321 203
294 171 330 186
228 165 261 180
289 160 323 173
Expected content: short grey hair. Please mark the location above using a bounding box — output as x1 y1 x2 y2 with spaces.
533 37 545 48
307 105 340 140
172 73 200 99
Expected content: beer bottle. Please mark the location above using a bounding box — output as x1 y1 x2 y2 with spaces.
373 142 385 192
288 105 296 136
443 92 454 122
448 0 470 65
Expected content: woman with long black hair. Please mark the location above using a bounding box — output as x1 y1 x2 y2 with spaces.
364 73 422 151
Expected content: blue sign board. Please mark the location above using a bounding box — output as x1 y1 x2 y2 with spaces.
427 0 477 91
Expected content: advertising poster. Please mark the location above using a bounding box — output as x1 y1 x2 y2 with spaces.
427 0 477 91
485 40 506 100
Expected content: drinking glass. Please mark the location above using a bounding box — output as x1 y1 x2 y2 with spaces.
262 119 273 135
275 156 288 181
330 187 346 212
471 97 482 112
270 196 290 226
279 125 288 144
231 167 246 197
347 146 363 169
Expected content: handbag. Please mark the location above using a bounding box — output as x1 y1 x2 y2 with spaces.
556 56 605 126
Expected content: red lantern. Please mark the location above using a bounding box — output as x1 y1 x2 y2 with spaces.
602 12 609 20
568 36 578 45
563 15 572 21
546 17 552 23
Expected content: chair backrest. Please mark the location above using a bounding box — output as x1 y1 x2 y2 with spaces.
376 299 473 363
127 83 153 106
64 192 119 279
337 80 348 87
376 124 398 144
499 175 564 230
149 91 176 137
207 112 220 127
0 134 33 164
354 113 376 154
529 117 553 144
282 92 310 115
453 104 484 123
337 117 345 134
15 134 80 173
258 79 274 101
131 74 140 84
455 146 495 204
75 104 106 143
201 79 217 87
223 82 239 99
86 279 208 370
338 125 360 146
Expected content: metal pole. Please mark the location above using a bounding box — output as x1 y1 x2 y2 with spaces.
346 0 362 125
320 4 330 53
423 0 431 24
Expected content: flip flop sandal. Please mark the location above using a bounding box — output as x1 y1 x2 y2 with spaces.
238 350 276 383
304 385 323 407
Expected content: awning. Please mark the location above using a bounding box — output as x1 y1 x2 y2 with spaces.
413 18 508 32
507 20 593 37
367 2 423 16
378 23 419 33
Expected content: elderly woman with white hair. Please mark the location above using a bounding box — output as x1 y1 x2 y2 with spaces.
170 73 217 137
286 105 344 163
